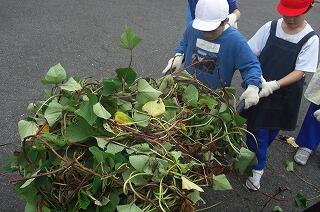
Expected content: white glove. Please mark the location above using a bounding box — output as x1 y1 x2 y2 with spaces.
227 13 238 28
259 76 280 98
162 53 184 74
239 85 260 109
314 109 320 122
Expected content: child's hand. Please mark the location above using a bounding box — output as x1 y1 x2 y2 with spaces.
258 80 280 98
239 85 260 109
314 109 320 122
162 53 184 74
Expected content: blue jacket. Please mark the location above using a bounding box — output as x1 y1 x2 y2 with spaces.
176 24 261 89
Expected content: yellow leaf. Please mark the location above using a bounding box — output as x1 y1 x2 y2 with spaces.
142 99 166 117
114 111 132 125
286 137 299 148
181 176 204 192
38 122 49 134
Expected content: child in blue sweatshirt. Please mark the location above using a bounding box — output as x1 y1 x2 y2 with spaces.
186 0 240 28
186 0 241 28
163 0 262 109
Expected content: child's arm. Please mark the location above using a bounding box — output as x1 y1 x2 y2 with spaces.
259 35 319 98
278 70 304 87
258 70 304 98
162 26 189 74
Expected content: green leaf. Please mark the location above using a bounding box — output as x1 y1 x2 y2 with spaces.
272 206 283 212
182 84 198 106
44 100 64 126
116 67 137 85
129 155 150 172
187 191 205 204
103 122 115 134
295 193 307 207
106 143 124 155
285 160 294 172
158 75 174 92
117 99 133 111
212 174 232 191
219 103 228 113
170 151 182 162
199 95 218 110
89 146 105 163
18 120 38 141
1 155 18 172
43 63 67 84
129 143 152 154
20 170 40 189
41 207 51 212
137 79 162 101
78 190 90 209
117 203 143 212
77 93 98 125
95 137 108 149
15 183 38 204
132 112 149 127
65 117 94 142
102 78 121 96
24 202 36 212
234 147 257 175
122 169 147 186
59 77 82 91
120 25 142 50
93 102 111 120
142 99 166 117
233 114 247 126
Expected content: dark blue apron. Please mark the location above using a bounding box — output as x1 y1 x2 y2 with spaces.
242 20 317 131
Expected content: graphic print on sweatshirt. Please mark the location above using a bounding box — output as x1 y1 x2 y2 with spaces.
191 38 220 75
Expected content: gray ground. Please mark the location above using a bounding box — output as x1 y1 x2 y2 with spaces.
1 0 320 211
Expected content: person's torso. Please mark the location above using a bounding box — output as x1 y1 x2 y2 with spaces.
259 19 316 80
183 26 242 89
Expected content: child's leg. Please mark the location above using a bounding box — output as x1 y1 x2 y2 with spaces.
246 129 280 170
296 103 320 151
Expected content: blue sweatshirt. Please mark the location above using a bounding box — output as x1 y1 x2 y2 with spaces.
176 24 261 89
187 0 238 23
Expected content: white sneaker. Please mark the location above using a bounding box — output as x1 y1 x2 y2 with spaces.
245 169 264 191
294 147 312 165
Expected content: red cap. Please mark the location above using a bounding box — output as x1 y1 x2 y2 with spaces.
277 0 313 16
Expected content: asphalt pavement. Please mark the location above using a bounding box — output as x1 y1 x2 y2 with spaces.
1 0 320 211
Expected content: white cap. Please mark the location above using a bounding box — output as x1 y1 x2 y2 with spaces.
192 0 229 31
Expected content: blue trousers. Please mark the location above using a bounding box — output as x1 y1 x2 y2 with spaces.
296 103 320 151
246 129 280 170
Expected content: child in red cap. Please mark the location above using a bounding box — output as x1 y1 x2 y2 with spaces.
242 0 319 190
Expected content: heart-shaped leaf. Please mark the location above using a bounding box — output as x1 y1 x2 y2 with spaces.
93 102 111 120
43 63 67 84
120 25 142 50
142 99 166 117
212 174 232 191
59 77 82 91
18 120 39 141
44 100 64 126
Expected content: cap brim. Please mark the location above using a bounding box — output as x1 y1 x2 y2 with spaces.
277 3 309 16
192 18 221 31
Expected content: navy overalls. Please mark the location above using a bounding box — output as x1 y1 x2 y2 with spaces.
242 20 317 170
